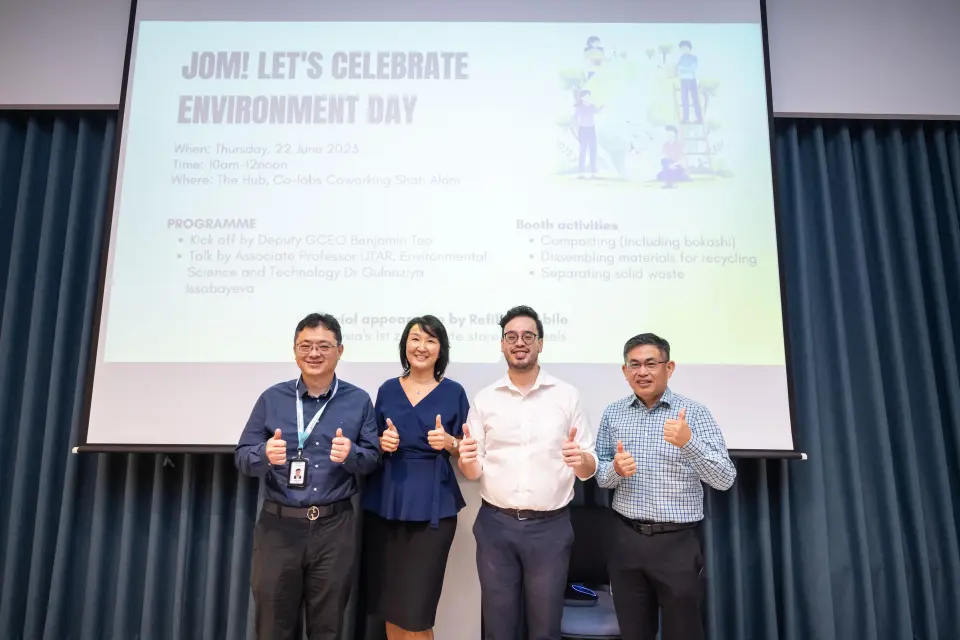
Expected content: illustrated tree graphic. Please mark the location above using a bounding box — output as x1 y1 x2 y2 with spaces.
658 43 674 65
645 48 656 62
699 79 720 118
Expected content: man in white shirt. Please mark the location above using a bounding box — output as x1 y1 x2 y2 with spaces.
458 305 597 640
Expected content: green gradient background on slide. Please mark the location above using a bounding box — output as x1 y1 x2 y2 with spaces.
106 20 784 366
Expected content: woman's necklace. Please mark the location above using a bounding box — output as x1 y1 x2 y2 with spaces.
407 375 438 396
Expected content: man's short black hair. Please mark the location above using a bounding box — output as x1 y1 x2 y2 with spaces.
399 315 451 381
499 305 544 338
623 333 670 361
294 313 343 345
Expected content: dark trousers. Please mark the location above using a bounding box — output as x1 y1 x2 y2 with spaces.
250 508 356 640
607 515 705 640
474 504 574 640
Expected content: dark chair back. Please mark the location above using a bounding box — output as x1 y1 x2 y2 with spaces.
568 505 613 587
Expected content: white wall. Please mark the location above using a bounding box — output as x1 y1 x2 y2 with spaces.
1 0 959 116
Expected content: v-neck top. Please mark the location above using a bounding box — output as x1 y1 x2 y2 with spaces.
361 376 469 526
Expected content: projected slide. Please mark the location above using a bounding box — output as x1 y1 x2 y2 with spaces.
86 12 794 450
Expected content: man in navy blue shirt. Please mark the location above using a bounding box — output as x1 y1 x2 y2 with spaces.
236 313 380 640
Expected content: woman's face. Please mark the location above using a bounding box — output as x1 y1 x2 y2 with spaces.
406 324 440 374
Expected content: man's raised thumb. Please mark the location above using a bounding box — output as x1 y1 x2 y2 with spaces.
273 429 282 440
617 440 625 454
567 427 577 442
435 414 444 430
336 428 343 438
678 407 687 422
463 424 471 439
386 418 397 431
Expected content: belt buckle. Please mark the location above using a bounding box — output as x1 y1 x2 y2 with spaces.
638 523 653 536
516 510 528 521
307 506 320 521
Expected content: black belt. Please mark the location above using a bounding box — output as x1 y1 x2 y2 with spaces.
482 499 567 521
618 512 697 536
264 499 350 521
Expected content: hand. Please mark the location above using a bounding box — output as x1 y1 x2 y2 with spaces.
613 441 636 477
561 427 584 468
664 407 692 448
427 414 447 451
330 428 352 463
380 418 400 453
458 424 478 464
266 429 287 465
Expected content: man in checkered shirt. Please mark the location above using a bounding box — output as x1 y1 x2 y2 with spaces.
596 332 736 640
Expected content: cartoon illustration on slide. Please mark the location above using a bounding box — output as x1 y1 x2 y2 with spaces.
555 35 730 187
574 90 602 177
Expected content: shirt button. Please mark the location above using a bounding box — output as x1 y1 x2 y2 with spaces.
315 464 319 468
315 441 319 445
313 488 317 492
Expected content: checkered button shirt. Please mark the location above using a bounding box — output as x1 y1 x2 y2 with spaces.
596 387 736 522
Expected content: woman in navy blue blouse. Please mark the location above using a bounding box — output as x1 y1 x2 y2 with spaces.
361 315 469 638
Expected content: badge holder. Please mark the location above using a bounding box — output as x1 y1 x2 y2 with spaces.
288 449 308 488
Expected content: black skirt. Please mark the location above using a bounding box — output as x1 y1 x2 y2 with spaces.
361 512 458 632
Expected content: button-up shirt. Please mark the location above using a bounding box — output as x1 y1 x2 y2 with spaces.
595 387 735 523
235 376 381 507
467 369 597 511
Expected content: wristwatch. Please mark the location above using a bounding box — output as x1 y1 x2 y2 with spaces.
452 437 459 450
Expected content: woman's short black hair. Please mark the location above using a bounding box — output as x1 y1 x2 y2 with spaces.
399 315 450 381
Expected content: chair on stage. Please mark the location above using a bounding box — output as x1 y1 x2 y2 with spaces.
561 505 621 639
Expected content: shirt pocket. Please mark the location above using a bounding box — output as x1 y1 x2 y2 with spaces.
329 410 363 450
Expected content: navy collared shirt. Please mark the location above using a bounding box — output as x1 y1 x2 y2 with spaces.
235 375 381 507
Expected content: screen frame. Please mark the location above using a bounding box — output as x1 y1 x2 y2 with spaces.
75 0 804 459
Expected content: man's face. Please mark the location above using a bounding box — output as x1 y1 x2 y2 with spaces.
500 316 542 371
622 344 674 402
293 325 343 379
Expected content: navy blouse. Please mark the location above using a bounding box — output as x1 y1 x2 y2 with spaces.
361 377 469 527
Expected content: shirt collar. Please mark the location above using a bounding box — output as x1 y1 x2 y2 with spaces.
631 386 675 409
495 367 557 394
295 374 337 399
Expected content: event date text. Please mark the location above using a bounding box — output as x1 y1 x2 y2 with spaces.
276 142 360 155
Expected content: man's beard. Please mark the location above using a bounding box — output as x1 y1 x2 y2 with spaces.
508 355 538 371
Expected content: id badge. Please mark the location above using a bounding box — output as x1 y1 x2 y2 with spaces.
288 456 308 488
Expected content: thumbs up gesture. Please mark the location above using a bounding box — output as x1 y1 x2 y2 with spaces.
561 427 584 468
266 429 287 465
664 407 691 448
613 440 636 477
458 424 478 464
427 414 447 451
330 427 352 463
380 418 400 453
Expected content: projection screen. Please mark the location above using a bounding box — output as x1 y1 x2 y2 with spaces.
80 0 798 454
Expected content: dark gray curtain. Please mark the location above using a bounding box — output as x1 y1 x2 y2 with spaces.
0 111 958 640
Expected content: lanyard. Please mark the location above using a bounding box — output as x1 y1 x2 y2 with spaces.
295 377 339 451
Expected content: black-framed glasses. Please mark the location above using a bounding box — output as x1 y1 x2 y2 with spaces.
503 331 539 345
296 342 337 355
625 359 667 371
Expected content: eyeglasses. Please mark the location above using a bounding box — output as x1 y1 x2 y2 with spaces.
625 359 667 371
503 331 539 345
296 342 338 355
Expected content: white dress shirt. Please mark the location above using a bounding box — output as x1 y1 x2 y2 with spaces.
467 369 597 511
